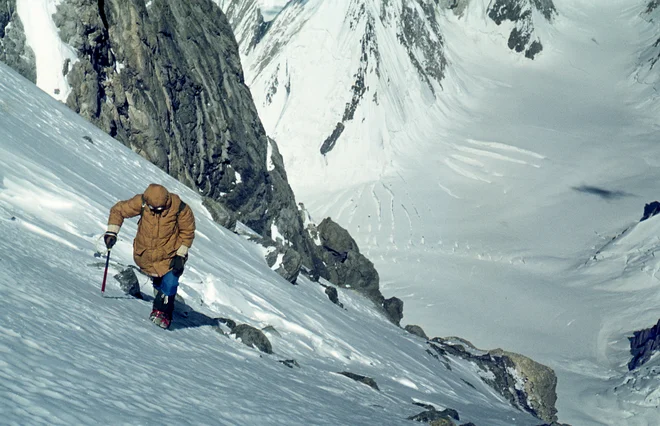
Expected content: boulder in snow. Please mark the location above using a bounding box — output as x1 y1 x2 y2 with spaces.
113 267 141 298
231 323 273 354
336 372 379 391
405 325 429 340
383 297 404 326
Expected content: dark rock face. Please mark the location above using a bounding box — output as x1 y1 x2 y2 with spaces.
408 408 458 424
337 371 379 391
278 359 300 368
231 323 273 354
0 1 36 83
315 218 382 304
51 0 320 274
261 237 302 284
320 122 345 155
427 338 559 424
383 296 404 326
409 403 460 423
405 324 429 340
641 201 660 222
113 267 141 298
628 318 660 370
487 0 556 59
324 285 344 308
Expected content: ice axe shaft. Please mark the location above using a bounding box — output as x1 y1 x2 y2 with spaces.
101 249 111 295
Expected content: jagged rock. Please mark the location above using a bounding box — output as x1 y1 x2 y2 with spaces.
202 197 237 231
254 235 302 283
427 338 559 424
337 372 379 391
50 0 325 281
216 317 237 330
628 318 660 370
324 285 344 308
487 0 556 59
231 323 273 354
641 201 660 222
315 218 383 304
405 325 429 340
408 406 460 423
262 325 280 337
383 297 404 326
0 1 36 82
113 267 141 298
278 359 300 368
490 349 558 424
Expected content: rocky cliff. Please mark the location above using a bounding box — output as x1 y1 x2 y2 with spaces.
0 0 35 83
47 0 325 274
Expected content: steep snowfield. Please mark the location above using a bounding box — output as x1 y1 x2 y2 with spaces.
233 0 660 424
0 64 546 424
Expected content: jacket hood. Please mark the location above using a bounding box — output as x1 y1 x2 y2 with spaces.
143 184 170 209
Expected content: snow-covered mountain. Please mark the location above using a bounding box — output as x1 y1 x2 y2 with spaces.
225 0 660 424
0 61 560 425
220 0 556 198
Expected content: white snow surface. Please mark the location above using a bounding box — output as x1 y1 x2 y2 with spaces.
16 0 77 102
0 62 544 425
256 0 289 21
236 0 660 424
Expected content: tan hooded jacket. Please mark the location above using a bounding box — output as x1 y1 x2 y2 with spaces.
107 184 196 277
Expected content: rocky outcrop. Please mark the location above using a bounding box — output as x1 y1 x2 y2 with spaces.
383 296 404 326
0 1 35 83
48 0 327 279
313 217 406 324
337 371 380 391
628 318 660 370
323 285 344 308
113 267 142 298
405 324 429 340
408 405 459 424
487 0 557 59
215 320 273 354
641 201 660 222
315 218 381 303
427 338 559 424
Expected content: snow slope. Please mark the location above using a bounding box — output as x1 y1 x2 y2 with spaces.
0 63 546 424
16 0 78 102
231 0 660 424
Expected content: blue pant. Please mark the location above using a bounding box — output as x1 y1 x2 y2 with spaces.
153 271 179 297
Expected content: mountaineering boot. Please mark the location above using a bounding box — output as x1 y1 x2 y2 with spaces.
151 311 170 329
150 290 171 329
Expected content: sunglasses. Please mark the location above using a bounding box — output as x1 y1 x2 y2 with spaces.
148 204 166 213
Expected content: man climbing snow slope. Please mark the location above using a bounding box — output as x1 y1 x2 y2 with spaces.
103 183 196 329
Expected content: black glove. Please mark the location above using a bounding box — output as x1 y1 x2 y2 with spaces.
104 232 117 249
171 255 185 277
